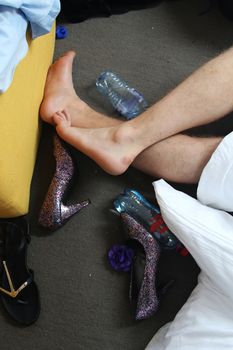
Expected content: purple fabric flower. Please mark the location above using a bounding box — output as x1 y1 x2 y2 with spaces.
56 25 68 39
108 244 134 272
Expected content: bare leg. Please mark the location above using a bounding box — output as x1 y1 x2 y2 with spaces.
133 135 221 183
53 109 221 182
40 51 226 179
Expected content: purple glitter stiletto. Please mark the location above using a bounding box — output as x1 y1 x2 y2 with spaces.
121 212 161 321
38 133 90 230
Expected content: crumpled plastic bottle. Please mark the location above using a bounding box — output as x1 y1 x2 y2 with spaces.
114 188 183 251
96 71 148 119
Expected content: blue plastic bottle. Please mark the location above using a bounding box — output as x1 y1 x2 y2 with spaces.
96 71 148 120
114 188 181 251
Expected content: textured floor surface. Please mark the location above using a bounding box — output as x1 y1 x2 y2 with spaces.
1 1 233 349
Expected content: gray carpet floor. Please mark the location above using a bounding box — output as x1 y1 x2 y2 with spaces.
1 1 233 349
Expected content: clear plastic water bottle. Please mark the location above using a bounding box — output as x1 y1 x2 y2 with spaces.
96 71 148 120
114 188 182 251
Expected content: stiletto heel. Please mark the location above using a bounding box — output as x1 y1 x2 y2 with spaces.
38 133 90 230
121 212 161 321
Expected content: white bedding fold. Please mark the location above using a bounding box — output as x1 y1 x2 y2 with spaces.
0 0 60 38
0 0 60 93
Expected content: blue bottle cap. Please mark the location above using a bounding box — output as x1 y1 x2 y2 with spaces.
56 25 68 39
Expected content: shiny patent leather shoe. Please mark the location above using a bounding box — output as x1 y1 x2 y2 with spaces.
121 212 161 321
38 133 90 230
0 218 40 325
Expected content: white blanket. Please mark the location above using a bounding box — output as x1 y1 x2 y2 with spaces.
146 132 233 349
0 0 60 93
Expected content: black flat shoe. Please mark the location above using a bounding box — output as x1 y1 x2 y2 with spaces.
0 218 40 325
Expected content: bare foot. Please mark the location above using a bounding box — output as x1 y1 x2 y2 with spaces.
40 51 76 123
53 111 142 175
40 51 121 128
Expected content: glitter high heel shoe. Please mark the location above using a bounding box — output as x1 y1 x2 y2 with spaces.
121 212 161 321
114 188 180 250
38 133 90 230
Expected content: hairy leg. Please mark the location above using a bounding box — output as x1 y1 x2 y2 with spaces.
133 135 221 183
41 50 229 178
53 110 221 182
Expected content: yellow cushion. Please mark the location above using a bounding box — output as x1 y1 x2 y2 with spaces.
0 25 55 218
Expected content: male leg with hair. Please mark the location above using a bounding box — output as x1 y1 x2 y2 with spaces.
40 48 233 182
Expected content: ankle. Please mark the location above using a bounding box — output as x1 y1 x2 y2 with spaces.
113 123 136 145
